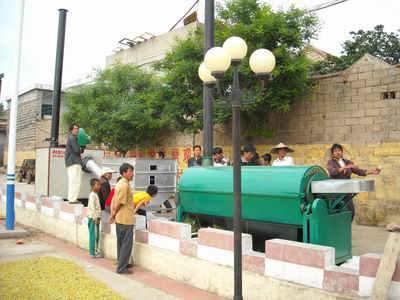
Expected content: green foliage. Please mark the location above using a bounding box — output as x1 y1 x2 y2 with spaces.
311 25 400 75
155 0 319 134
0 103 5 118
62 63 166 153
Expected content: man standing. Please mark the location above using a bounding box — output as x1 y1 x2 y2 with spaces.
187 145 202 167
98 167 116 210
65 123 82 203
109 163 135 274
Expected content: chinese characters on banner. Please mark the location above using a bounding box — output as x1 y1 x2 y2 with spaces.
51 149 64 158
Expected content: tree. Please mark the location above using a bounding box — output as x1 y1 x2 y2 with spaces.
311 25 400 75
154 0 319 136
0 103 5 118
62 63 167 154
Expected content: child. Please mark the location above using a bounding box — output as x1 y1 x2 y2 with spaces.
134 185 158 216
88 178 102 258
260 153 272 166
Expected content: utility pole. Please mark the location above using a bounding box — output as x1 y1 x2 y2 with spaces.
6 0 25 230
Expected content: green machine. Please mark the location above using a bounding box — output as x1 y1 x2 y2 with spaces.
177 166 374 264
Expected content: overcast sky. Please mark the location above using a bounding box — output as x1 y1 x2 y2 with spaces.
0 0 399 100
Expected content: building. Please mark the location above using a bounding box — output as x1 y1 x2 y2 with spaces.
4 84 66 165
106 22 199 69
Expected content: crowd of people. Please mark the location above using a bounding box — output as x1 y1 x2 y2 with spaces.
186 142 296 168
65 123 381 274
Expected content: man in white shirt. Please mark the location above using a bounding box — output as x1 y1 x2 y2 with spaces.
271 143 295 166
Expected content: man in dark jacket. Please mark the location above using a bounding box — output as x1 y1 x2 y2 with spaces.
187 145 202 167
65 123 82 203
98 167 116 210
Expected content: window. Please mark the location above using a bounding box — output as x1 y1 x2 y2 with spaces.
41 104 52 117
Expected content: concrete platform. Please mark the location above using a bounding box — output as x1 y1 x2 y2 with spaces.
0 224 29 239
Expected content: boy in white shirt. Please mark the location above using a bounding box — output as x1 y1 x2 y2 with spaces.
88 178 102 258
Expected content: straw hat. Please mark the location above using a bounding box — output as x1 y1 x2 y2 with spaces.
101 167 116 176
270 142 294 154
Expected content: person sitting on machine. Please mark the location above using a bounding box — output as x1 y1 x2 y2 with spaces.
135 185 159 216
271 143 295 166
327 143 381 221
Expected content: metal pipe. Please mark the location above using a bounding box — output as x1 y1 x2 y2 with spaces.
231 66 243 300
50 9 68 147
202 0 214 165
6 0 25 230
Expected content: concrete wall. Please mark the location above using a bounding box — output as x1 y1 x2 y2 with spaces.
3 189 400 299
106 22 199 69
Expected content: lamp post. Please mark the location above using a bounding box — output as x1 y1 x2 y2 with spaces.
199 37 275 300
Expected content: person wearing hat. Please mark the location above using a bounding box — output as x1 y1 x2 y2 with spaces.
271 143 295 166
98 167 117 210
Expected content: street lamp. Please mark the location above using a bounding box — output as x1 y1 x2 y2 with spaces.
199 36 275 300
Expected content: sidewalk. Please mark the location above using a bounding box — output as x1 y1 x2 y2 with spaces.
0 226 222 300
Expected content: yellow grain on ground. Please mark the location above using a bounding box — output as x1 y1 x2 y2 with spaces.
0 256 124 300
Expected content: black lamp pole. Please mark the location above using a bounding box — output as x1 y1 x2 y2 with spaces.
202 0 214 166
50 8 68 147
231 65 243 300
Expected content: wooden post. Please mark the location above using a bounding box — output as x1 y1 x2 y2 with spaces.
370 232 400 300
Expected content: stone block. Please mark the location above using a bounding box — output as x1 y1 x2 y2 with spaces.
345 118 360 125
148 219 191 240
351 125 366 134
380 107 397 116
365 78 381 86
365 109 380 117
380 76 397 85
358 71 373 80
388 68 400 76
373 69 389 78
198 227 253 252
372 85 388 93
373 100 388 108
357 87 373 95
359 117 374 124
323 267 359 293
346 73 358 81
351 80 366 88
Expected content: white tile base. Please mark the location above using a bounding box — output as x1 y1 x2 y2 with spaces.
59 211 76 223
25 201 37 211
41 206 54 217
265 258 324 289
148 233 180 253
197 244 234 267
359 276 400 299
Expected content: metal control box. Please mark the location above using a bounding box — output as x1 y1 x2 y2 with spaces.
102 158 178 207
35 147 104 199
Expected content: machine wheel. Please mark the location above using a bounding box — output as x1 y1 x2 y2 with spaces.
16 171 23 183
26 172 32 184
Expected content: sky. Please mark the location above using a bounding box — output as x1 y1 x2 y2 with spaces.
0 0 399 101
